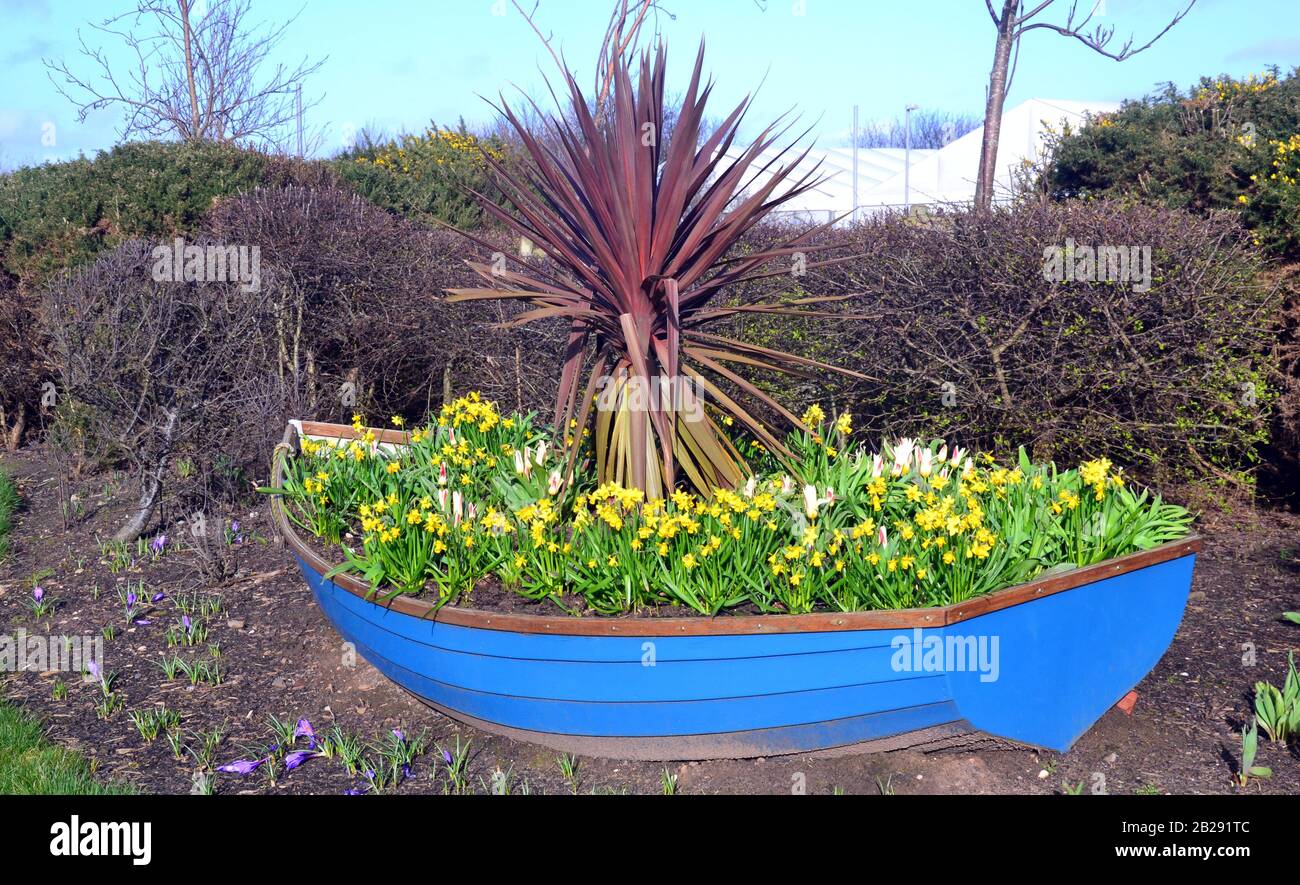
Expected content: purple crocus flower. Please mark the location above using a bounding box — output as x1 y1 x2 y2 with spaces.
443 749 453 766
151 591 166 603
32 586 44 603
87 660 101 682
217 758 266 775
150 534 167 554
294 718 316 747
182 614 192 634
284 750 317 771
392 728 405 743
133 619 151 626
343 788 365 796
230 521 240 533
402 764 412 781
126 591 137 610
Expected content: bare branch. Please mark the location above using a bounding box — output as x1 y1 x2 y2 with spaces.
1015 0 1196 62
43 0 326 150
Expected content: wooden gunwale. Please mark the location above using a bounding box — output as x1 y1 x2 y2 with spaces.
270 420 1202 637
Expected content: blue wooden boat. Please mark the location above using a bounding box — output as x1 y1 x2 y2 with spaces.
272 421 1200 760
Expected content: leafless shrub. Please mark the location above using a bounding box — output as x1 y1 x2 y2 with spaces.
206 185 566 430
41 238 273 541
727 201 1278 488
0 272 42 451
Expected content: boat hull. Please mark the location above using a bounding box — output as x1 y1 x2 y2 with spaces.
274 421 1199 760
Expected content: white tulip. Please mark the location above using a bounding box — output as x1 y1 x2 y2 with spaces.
803 484 819 519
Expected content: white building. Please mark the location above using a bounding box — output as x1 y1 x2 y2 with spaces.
731 98 1119 224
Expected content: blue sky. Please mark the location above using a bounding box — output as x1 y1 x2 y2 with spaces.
2 0 1297 169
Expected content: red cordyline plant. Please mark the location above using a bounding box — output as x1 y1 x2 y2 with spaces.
448 42 865 499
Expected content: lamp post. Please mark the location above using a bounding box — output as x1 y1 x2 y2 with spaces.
851 104 859 225
904 104 918 213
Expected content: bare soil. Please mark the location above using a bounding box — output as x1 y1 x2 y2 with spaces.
2 446 1297 795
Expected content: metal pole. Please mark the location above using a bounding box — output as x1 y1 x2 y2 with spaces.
904 104 918 213
851 105 859 225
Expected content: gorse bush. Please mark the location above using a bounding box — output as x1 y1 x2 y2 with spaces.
333 124 509 229
273 395 1193 616
0 139 333 286
1047 67 1300 257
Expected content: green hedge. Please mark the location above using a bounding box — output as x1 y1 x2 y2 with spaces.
0 139 334 287
1048 67 1300 258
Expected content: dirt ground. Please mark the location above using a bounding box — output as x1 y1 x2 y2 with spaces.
2 445 1297 795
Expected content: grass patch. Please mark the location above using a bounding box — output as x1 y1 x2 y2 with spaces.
0 466 130 794
0 466 17 561
0 702 135 794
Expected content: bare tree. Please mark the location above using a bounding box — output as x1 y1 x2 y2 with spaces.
45 0 325 150
975 0 1194 212
855 109 980 149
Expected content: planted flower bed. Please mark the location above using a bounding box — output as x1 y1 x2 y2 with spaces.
268 395 1199 758
268 43 1199 759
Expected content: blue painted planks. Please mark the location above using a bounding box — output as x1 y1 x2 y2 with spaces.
309 570 952 733
295 550 1195 751
304 564 935 703
944 554 1195 751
